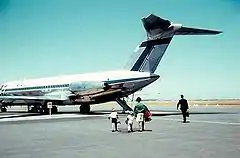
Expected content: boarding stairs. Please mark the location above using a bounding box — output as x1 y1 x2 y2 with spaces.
116 98 133 113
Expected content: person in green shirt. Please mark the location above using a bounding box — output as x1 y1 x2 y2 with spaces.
134 97 149 131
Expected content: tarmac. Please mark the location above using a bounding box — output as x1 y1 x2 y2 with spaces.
0 105 239 158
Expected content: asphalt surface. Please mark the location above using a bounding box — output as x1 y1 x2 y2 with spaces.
0 105 239 158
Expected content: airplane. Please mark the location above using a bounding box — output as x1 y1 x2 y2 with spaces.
0 14 222 114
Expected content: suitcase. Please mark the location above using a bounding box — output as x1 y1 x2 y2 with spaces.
144 111 152 122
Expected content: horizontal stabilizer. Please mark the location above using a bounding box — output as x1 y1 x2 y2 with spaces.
141 14 222 39
175 26 222 35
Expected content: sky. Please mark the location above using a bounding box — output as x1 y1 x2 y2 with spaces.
0 0 240 100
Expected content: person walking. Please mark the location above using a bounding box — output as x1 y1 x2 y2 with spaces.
108 108 119 132
125 111 134 132
134 97 149 131
177 94 189 123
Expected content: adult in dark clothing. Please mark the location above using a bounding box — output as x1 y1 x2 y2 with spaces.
177 94 189 123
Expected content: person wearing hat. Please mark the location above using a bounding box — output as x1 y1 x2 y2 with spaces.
125 111 134 132
177 94 189 123
134 97 149 132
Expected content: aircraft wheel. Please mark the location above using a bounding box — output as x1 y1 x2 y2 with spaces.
1 107 7 112
28 105 38 113
27 105 31 112
52 106 58 114
43 106 49 115
79 104 90 114
39 105 49 115
85 105 90 113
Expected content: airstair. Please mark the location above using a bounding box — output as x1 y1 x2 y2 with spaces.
116 98 133 113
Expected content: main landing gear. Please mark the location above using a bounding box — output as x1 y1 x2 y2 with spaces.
0 103 58 114
27 104 58 114
1 106 7 112
0 103 8 112
79 104 90 114
51 106 58 114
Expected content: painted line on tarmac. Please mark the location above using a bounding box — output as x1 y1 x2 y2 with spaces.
157 117 240 126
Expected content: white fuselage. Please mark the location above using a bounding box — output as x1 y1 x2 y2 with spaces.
0 70 159 105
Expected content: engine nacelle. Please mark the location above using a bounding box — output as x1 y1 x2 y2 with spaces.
69 81 108 93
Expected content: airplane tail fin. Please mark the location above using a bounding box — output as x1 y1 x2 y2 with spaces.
125 14 222 73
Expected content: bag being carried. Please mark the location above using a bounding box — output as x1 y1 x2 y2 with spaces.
144 110 152 122
186 110 189 117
